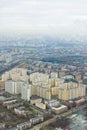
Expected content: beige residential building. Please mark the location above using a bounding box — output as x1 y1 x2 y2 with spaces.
35 102 46 110
58 82 86 100
30 72 86 100
2 72 10 81
51 72 58 78
2 67 28 81
51 87 59 96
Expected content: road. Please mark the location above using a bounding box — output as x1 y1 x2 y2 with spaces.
28 103 87 130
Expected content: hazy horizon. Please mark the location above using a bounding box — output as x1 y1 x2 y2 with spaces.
0 0 87 42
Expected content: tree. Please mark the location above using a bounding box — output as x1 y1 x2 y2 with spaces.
39 128 44 130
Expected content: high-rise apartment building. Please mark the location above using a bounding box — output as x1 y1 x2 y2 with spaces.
5 80 23 94
58 82 86 100
21 84 31 101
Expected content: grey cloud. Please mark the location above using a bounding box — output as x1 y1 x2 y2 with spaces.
0 0 87 41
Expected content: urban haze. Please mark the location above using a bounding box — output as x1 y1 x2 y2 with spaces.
0 0 87 130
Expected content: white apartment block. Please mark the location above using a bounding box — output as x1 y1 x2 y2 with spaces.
5 80 23 94
21 84 31 101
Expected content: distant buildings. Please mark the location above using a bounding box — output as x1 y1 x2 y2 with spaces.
2 68 27 81
2 72 10 81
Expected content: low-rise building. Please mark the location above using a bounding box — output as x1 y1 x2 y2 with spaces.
7 102 23 110
14 107 27 117
30 96 42 104
35 102 46 110
52 105 67 114
30 116 44 125
17 121 31 130
47 100 60 108
0 123 5 129
3 99 17 106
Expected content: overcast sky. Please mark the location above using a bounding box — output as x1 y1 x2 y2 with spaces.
0 0 87 40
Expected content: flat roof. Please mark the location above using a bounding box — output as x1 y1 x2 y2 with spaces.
52 105 67 110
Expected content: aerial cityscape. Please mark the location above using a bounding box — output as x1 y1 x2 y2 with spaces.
0 0 87 130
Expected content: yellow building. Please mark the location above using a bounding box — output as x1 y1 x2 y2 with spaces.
51 87 59 96
58 82 86 100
